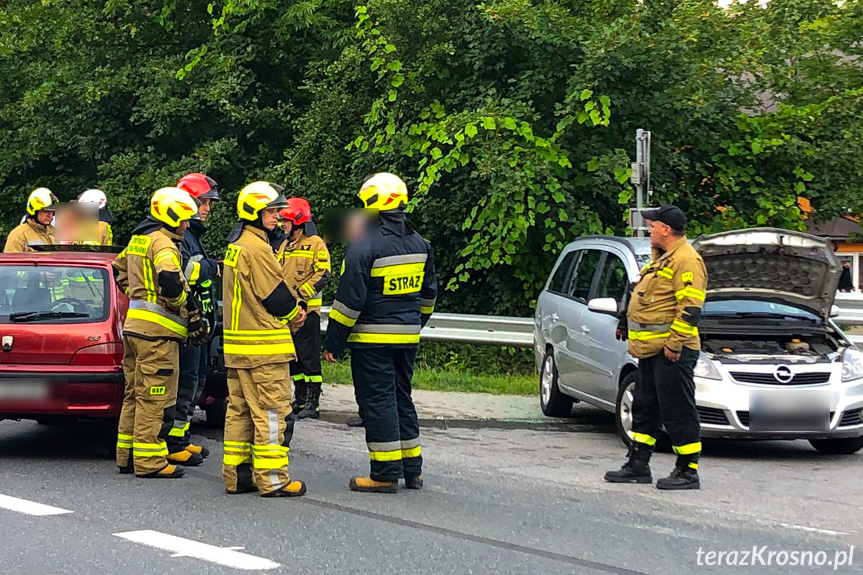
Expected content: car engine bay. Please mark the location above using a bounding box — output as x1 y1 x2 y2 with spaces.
702 335 840 362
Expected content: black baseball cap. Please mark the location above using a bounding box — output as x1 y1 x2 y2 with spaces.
640 204 687 233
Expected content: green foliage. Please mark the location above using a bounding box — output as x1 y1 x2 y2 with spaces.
1 0 862 316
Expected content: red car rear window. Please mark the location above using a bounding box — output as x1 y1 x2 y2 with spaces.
0 265 110 323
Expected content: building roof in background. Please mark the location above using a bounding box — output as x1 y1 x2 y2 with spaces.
806 216 863 240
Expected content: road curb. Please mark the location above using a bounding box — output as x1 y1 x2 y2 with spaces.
318 411 615 432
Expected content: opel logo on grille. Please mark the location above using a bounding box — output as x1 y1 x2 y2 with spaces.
773 365 794 384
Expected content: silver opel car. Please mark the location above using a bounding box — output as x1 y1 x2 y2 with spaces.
534 228 863 454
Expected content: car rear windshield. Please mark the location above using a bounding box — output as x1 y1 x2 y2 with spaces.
0 265 110 323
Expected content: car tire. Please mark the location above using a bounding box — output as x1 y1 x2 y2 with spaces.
615 371 671 452
615 371 638 448
808 437 863 455
204 398 227 429
98 420 119 460
539 352 573 418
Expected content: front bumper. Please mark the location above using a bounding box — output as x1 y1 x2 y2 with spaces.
695 366 863 440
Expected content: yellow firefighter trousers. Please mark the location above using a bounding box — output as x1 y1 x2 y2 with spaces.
116 336 180 475
222 363 293 495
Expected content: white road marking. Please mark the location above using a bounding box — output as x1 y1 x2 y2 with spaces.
0 494 73 516
780 523 849 537
113 530 280 571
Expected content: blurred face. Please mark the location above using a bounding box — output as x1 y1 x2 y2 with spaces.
261 207 280 230
844 261 851 269
647 219 673 249
37 210 54 226
345 211 368 242
197 198 212 221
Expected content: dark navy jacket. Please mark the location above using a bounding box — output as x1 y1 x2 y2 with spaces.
324 212 436 357
181 219 218 333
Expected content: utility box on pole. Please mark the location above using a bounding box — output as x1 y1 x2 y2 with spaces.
630 129 653 237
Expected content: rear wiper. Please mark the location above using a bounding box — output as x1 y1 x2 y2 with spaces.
10 310 90 322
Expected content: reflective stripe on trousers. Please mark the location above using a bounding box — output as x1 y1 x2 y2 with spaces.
168 420 189 438
133 441 169 457
223 440 252 466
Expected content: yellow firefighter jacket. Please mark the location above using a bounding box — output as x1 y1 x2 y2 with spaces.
113 228 190 342
98 221 113 245
4 219 56 253
223 226 302 369
277 231 331 313
627 236 707 359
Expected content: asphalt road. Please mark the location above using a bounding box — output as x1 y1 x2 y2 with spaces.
0 406 861 575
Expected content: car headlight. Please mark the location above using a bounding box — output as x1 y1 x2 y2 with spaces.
842 349 863 382
694 352 722 380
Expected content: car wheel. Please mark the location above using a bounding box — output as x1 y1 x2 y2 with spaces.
204 398 227 429
615 371 671 452
98 420 119 460
539 352 573 417
808 437 863 455
615 372 638 448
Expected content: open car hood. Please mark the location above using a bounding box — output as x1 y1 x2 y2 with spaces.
691 228 840 322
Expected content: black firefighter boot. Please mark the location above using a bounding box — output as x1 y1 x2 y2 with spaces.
297 384 321 420
291 380 308 415
604 442 653 484
656 454 700 490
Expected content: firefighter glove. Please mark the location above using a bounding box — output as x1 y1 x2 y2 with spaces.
616 316 628 341
187 309 208 346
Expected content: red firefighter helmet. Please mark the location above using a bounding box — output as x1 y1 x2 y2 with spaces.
177 173 219 200
280 198 312 226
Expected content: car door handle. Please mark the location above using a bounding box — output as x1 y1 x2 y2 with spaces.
551 313 559 322
579 325 590 334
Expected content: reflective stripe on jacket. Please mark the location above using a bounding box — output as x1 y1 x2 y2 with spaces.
324 212 437 357
113 228 190 341
222 226 300 368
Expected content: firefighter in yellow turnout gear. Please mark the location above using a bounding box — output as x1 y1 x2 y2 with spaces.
4 188 58 253
277 198 331 419
605 204 707 490
77 189 114 246
113 188 208 478
221 182 308 497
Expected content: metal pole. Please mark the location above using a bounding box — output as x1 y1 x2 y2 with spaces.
634 129 645 237
644 131 651 204
630 129 652 237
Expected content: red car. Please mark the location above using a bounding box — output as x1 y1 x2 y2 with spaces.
0 249 127 427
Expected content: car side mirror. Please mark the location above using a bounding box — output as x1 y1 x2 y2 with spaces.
830 304 841 319
588 297 620 316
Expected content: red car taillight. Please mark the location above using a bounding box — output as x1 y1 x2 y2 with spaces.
70 342 125 366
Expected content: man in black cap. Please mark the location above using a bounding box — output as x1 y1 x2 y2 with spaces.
605 204 707 490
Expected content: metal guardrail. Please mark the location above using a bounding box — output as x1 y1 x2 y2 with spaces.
321 293 863 350
832 293 863 349
319 308 535 347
